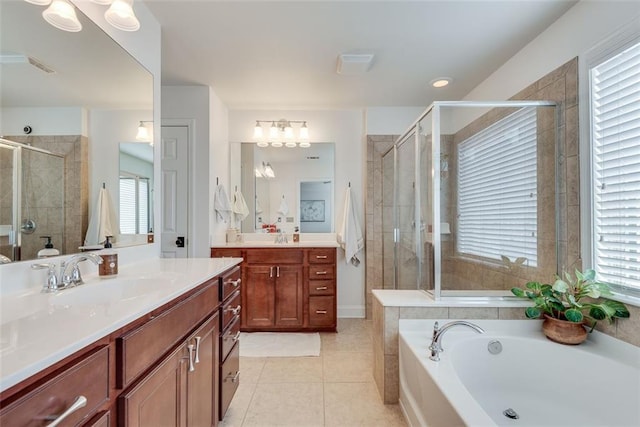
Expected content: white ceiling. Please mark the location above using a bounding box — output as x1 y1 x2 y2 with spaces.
146 0 578 109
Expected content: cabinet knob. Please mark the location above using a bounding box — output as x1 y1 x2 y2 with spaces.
45 395 87 427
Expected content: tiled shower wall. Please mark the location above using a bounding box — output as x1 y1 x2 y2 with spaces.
3 135 89 259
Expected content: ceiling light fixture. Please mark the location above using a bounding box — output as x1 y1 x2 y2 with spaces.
42 0 82 32
136 120 152 142
253 119 311 148
430 77 452 88
24 0 51 5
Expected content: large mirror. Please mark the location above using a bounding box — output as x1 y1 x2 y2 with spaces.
0 1 153 261
231 143 335 234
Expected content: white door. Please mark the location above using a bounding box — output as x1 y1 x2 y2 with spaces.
161 126 189 258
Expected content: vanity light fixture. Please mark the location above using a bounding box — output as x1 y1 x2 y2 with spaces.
253 119 311 148
42 0 82 32
255 162 276 179
25 0 141 32
430 77 452 88
136 121 152 142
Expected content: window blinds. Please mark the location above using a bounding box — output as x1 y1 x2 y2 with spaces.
591 40 640 290
119 177 150 235
457 107 538 266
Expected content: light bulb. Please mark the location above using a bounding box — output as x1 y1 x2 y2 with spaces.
257 141 269 148
271 141 283 148
42 0 82 32
24 0 52 5
253 121 263 139
285 141 297 148
90 0 112 5
284 122 294 139
269 121 278 139
299 141 311 148
136 121 150 141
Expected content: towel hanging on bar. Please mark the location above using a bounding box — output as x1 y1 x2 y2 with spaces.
233 189 250 223
214 184 232 222
338 186 364 266
84 186 118 246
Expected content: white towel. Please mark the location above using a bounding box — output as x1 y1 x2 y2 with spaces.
214 185 232 222
85 187 118 246
255 197 263 214
337 187 364 266
233 190 250 223
277 196 289 216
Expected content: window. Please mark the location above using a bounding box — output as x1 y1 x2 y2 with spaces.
457 107 538 266
119 176 149 234
590 39 640 292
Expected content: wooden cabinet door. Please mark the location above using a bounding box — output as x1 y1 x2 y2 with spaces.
186 315 219 427
274 265 304 327
119 345 187 427
243 265 275 328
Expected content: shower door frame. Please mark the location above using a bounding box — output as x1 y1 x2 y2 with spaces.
388 100 559 300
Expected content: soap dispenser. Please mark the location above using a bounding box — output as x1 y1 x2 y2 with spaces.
99 236 118 278
37 236 60 258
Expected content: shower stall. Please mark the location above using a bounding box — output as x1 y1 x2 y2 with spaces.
382 101 560 299
0 138 65 261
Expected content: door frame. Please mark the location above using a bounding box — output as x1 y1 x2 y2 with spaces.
161 119 196 258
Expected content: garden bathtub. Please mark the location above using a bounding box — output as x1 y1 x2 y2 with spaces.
399 319 640 427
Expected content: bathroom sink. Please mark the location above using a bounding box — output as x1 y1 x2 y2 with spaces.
49 278 163 308
0 290 50 323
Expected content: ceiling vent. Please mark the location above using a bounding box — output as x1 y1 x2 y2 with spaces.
336 53 374 75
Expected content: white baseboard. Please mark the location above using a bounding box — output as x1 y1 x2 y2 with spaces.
337 305 366 318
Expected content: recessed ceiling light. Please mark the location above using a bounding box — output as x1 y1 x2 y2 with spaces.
430 77 452 88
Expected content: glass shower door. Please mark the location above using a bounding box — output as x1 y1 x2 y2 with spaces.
396 132 419 290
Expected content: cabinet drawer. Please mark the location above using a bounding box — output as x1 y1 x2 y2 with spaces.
0 346 109 427
84 410 110 427
309 296 336 327
308 248 336 264
219 342 240 420
245 248 303 264
220 315 241 363
221 290 241 332
308 280 335 296
117 280 218 388
220 266 241 302
309 265 335 280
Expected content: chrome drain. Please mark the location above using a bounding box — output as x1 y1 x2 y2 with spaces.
503 408 519 420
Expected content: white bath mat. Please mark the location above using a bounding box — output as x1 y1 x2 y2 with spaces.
239 332 321 357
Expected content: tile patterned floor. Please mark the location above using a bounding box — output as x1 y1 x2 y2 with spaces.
220 319 407 427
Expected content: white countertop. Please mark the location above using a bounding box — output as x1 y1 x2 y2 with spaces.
0 257 242 392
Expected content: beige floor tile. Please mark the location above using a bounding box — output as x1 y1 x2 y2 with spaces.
220 381 257 427
239 357 267 383
259 356 323 383
320 332 372 353
323 351 374 383
242 382 325 427
336 318 373 337
324 382 407 427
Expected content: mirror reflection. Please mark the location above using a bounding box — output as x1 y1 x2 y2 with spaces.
0 1 153 261
119 143 154 236
233 143 335 234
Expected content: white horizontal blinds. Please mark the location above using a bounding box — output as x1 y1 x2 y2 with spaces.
457 107 538 266
592 40 640 289
139 178 149 233
119 178 137 234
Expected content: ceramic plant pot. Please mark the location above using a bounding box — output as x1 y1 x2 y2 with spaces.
542 314 588 345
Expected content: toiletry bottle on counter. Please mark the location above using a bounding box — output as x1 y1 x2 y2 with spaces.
99 236 118 278
293 226 300 242
37 236 60 258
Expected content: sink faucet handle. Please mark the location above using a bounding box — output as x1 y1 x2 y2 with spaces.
32 263 59 292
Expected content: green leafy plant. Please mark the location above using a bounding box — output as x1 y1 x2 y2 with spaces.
511 269 630 329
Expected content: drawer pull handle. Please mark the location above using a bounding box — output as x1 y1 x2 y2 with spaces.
316 255 328 259
194 336 201 364
270 266 274 278
315 271 328 275
226 371 240 383
316 286 328 290
230 278 241 287
232 331 241 342
187 344 195 372
46 395 87 427
226 305 241 315
316 310 328 314
276 266 280 278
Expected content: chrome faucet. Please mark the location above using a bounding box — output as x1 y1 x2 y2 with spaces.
60 253 103 287
429 321 485 361
0 254 12 264
32 253 103 293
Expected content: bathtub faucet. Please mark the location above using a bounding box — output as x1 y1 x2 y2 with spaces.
429 321 485 362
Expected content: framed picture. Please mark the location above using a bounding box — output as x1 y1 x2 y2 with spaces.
300 200 325 222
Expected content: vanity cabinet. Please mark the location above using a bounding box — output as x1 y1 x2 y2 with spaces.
211 246 337 332
218 267 241 420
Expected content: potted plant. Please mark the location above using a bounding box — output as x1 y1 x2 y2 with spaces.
511 269 630 344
